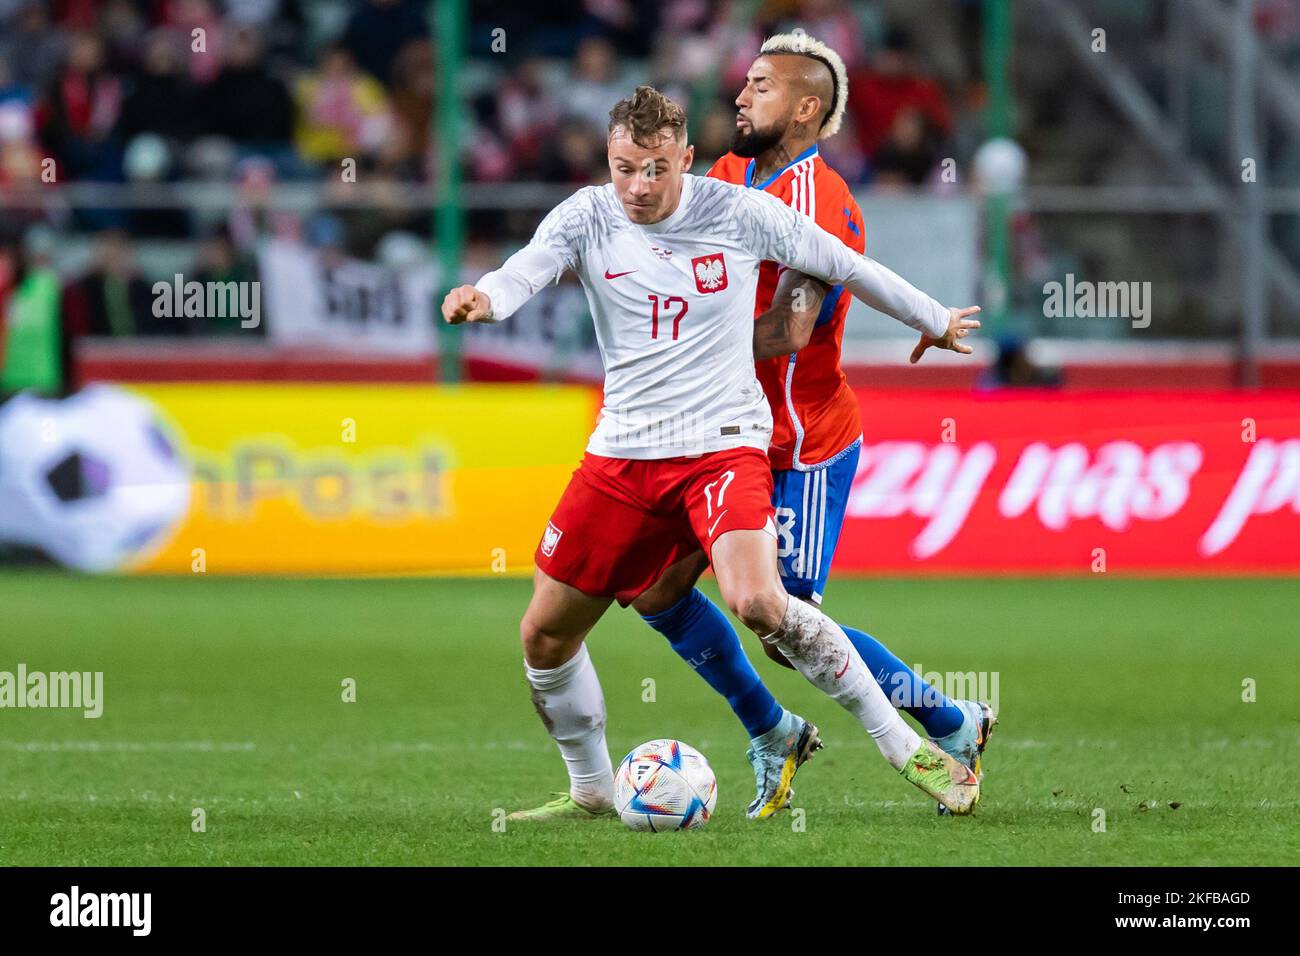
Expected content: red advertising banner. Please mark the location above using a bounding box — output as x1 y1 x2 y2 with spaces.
839 390 1300 573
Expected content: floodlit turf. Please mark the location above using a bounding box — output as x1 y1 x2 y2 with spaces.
1 571 1297 866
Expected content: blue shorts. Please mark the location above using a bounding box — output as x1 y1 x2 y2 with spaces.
771 440 861 603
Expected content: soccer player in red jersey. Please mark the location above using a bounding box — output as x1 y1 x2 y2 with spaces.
443 86 981 822
632 36 996 815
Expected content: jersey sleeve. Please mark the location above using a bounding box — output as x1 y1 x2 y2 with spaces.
732 186 948 338
475 188 593 322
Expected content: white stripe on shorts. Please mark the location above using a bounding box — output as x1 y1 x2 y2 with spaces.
797 470 811 578
815 466 828 581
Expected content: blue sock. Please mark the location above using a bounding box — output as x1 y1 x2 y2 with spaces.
839 625 965 738
642 589 783 739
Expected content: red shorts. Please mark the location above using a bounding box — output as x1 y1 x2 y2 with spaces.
535 447 776 606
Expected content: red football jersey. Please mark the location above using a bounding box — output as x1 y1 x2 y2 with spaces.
708 146 865 471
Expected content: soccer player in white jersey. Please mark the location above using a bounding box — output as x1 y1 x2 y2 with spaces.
636 34 995 819
441 86 982 821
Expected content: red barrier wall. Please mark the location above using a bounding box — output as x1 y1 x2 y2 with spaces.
839 390 1300 573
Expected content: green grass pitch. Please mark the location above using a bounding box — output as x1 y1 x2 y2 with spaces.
1 571 1297 866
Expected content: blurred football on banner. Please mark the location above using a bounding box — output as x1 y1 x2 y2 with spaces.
0 385 191 572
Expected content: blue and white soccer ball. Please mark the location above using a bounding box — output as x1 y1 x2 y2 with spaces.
614 739 717 832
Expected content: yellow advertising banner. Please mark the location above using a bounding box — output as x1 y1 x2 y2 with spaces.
126 384 597 575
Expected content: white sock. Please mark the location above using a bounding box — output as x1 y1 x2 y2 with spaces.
763 598 922 769
523 643 614 811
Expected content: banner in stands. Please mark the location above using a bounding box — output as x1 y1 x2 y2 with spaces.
258 240 438 355
837 390 1300 573
125 384 595 575
460 281 604 381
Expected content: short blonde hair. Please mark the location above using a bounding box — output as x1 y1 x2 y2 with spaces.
760 32 849 139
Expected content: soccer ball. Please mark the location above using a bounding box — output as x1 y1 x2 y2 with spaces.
0 384 191 572
614 739 717 832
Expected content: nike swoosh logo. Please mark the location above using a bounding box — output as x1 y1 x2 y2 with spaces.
707 510 729 537
834 654 852 679
604 269 637 279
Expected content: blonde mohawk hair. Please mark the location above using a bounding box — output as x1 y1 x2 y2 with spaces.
759 32 849 139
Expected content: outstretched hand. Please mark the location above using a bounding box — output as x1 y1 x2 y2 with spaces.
910 306 981 364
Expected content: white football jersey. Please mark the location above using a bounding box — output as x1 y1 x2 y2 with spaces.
476 173 948 460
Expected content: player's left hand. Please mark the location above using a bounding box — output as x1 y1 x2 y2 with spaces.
909 306 981 364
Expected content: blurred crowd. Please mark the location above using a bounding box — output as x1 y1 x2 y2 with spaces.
0 0 437 214
0 0 987 393
14 0 1299 389
0 0 978 217
464 1 973 189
